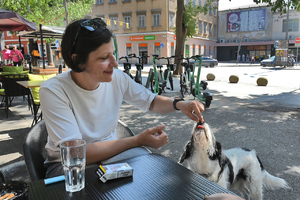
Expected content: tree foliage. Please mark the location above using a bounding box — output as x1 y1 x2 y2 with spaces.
174 0 214 75
0 0 94 27
253 0 300 13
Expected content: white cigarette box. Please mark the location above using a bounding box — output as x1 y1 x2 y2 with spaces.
96 162 133 183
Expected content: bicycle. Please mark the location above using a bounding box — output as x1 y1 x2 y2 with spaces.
148 54 167 95
160 56 177 91
119 55 133 79
179 55 213 107
130 54 149 85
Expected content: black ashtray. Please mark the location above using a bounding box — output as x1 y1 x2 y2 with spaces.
0 181 28 200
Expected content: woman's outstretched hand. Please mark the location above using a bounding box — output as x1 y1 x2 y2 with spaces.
136 124 168 149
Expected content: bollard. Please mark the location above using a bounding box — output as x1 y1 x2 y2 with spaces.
206 73 215 81
257 77 268 86
229 75 239 83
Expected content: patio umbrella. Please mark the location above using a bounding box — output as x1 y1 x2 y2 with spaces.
0 9 37 31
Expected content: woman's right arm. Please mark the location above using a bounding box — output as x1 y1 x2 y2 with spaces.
85 124 167 164
40 85 168 164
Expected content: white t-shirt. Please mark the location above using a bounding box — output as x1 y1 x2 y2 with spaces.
40 69 156 163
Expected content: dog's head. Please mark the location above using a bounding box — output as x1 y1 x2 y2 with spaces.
192 122 217 157
178 122 220 164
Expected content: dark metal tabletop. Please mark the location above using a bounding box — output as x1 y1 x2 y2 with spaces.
29 154 235 200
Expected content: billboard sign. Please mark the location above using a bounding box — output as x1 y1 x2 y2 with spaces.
227 9 266 32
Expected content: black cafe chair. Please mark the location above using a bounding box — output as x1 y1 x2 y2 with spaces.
1 74 30 118
23 119 151 181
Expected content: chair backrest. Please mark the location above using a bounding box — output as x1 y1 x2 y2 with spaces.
2 74 29 97
23 120 48 181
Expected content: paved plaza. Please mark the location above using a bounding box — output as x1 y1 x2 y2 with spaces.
1 63 300 199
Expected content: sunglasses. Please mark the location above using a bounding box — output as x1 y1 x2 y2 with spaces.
71 18 107 54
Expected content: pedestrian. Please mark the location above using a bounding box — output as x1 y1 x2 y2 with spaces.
10 45 24 66
39 18 205 178
246 54 249 61
1 45 11 65
242 54 245 62
31 42 40 66
251 54 255 64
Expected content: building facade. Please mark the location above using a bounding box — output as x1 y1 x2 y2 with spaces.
89 0 218 64
217 6 300 62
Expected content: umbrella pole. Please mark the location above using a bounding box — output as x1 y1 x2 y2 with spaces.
18 36 23 54
40 24 46 69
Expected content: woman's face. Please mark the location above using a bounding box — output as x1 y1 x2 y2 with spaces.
80 38 118 83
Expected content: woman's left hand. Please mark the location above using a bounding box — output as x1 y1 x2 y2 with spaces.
176 100 205 123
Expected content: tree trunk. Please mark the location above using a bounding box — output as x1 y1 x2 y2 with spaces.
174 0 187 75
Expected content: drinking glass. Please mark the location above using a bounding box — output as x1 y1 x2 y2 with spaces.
60 139 86 192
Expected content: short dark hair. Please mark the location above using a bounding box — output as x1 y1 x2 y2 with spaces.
61 19 113 72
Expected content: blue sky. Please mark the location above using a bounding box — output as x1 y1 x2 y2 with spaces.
219 0 265 11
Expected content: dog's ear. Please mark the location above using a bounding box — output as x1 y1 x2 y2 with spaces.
178 141 192 164
208 141 222 160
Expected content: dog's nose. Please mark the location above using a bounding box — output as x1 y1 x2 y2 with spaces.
196 121 204 129
197 121 204 125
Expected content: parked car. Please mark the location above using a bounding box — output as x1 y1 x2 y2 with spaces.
193 56 218 67
260 56 275 67
260 56 295 67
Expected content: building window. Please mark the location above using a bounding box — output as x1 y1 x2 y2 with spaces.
209 5 212 15
110 16 118 30
198 20 202 34
169 13 175 28
209 23 212 35
204 22 207 34
122 0 130 2
199 0 202 6
193 0 196 5
185 0 189 5
171 43 175 56
282 19 299 32
138 15 146 28
124 16 131 28
214 8 217 16
213 25 216 36
154 42 161 56
153 13 161 27
95 0 103 4
193 45 195 56
109 0 117 3
126 43 132 55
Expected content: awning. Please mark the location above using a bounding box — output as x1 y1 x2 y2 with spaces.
18 24 65 69
18 25 65 39
0 9 37 31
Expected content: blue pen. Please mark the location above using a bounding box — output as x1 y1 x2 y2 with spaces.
44 175 65 185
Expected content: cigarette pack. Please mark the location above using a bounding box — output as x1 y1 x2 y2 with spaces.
96 162 133 183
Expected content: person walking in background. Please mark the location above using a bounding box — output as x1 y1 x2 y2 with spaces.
31 42 40 67
251 53 255 64
10 45 24 66
1 45 11 65
242 54 245 62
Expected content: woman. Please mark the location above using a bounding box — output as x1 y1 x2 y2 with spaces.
10 45 24 66
1 45 11 65
40 18 205 178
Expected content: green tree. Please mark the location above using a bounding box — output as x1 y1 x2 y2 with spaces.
0 0 93 67
0 0 93 26
253 0 299 13
174 0 212 75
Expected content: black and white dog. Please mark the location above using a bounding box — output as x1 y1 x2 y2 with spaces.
178 122 290 200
